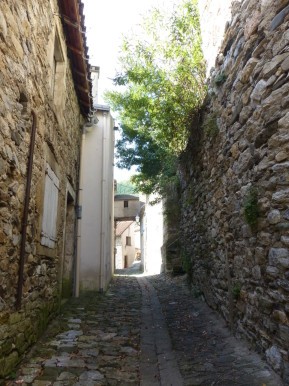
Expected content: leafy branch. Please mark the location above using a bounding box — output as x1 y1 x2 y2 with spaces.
105 0 206 194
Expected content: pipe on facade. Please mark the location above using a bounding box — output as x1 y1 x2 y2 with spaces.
75 126 86 298
99 111 107 293
16 110 37 309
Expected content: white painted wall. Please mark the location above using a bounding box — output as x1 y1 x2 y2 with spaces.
141 195 163 274
114 197 140 220
116 223 136 268
115 238 123 269
77 107 114 292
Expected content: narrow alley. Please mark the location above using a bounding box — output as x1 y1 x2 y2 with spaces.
6 266 283 386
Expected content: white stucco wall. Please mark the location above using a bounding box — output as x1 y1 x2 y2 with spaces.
141 195 163 274
115 238 123 269
78 108 114 291
114 198 140 220
115 222 138 269
121 223 136 268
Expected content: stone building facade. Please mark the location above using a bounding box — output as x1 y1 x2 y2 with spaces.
114 194 141 221
0 0 91 377
179 0 289 381
115 221 136 269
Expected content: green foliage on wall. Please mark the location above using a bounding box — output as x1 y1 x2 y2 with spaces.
181 249 192 276
232 283 241 300
203 113 219 137
214 71 227 86
244 186 259 230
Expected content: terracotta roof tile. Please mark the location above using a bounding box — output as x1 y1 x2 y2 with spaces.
115 221 134 236
58 0 92 116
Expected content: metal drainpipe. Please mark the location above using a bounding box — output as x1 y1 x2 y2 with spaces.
16 110 37 309
100 111 108 293
75 127 86 298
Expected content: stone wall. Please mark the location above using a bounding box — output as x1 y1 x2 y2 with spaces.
180 0 289 381
198 0 233 76
0 0 84 377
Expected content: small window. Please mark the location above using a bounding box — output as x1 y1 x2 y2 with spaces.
41 164 59 248
124 200 128 208
126 236 131 246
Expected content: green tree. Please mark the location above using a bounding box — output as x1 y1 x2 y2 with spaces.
105 0 206 195
116 180 138 195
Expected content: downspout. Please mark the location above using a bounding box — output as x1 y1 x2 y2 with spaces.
99 111 107 292
16 110 37 309
75 127 86 297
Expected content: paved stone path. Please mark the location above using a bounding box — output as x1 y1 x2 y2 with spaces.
4 266 284 386
148 273 284 386
5 276 141 386
138 277 182 386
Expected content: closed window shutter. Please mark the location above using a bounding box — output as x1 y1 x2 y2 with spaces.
41 164 59 248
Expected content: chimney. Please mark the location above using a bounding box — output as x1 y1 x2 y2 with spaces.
90 65 100 105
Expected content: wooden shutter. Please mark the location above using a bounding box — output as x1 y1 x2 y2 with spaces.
41 164 59 248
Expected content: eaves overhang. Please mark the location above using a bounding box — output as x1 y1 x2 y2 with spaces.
58 0 92 117
94 103 110 112
114 194 140 201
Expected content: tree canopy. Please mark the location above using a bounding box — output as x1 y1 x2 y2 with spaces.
116 180 138 195
105 0 206 195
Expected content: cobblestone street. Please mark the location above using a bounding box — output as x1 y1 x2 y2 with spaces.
5 267 283 386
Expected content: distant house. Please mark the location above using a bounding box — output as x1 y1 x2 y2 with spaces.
115 221 137 269
114 193 163 273
114 194 142 221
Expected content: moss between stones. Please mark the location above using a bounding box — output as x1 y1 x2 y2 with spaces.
9 312 23 325
0 300 58 379
15 334 26 355
181 249 192 278
232 283 241 300
0 338 13 357
0 312 9 324
0 351 19 379
214 71 227 86
203 113 219 137
244 186 259 230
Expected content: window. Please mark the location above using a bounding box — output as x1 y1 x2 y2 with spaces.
41 164 59 248
124 200 128 208
126 236 131 246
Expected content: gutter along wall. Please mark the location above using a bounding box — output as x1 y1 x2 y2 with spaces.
179 0 289 381
0 0 91 377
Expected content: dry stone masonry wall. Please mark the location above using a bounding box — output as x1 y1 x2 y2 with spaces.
0 0 83 377
180 0 289 381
